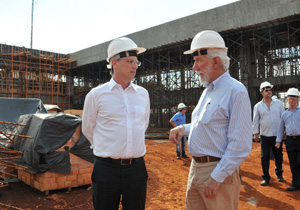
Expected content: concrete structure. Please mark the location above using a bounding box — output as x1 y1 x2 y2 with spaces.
69 0 300 130
72 0 300 66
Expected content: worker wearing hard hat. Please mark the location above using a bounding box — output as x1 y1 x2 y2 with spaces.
169 103 189 159
169 30 252 210
82 37 150 210
276 88 300 191
272 95 278 100
252 81 285 186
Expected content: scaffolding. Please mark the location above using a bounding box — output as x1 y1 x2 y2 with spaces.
0 44 76 110
2 15 299 130
69 14 300 130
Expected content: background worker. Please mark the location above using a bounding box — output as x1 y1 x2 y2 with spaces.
170 103 189 159
169 30 252 210
252 81 284 186
272 95 278 100
82 37 150 210
276 88 300 191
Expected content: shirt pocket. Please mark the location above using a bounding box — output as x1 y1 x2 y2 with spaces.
199 102 218 124
135 106 146 123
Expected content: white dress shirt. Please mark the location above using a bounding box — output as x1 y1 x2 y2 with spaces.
252 99 284 136
183 72 252 183
82 78 150 159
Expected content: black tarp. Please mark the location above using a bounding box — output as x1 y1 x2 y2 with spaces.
13 113 93 174
0 97 47 123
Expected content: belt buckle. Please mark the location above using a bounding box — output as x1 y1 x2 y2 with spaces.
121 159 132 165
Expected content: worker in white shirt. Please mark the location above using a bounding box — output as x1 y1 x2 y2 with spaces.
82 37 150 210
252 81 284 186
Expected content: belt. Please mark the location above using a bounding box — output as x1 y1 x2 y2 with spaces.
95 156 143 165
287 135 300 140
193 156 221 163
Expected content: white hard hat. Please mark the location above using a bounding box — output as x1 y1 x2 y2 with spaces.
178 103 186 110
271 95 278 100
286 88 299 97
184 30 227 55
260 81 273 92
106 37 146 62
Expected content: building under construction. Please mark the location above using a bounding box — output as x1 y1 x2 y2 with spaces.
0 45 75 111
1 0 300 130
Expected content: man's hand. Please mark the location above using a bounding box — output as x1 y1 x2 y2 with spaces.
169 125 184 144
204 177 221 199
275 142 281 149
253 134 259 142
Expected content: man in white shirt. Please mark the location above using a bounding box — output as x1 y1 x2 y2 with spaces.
169 30 252 210
253 81 284 186
82 37 150 210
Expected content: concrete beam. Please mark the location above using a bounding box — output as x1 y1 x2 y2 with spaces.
71 0 300 67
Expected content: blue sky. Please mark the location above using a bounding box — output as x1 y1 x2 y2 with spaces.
1 0 238 54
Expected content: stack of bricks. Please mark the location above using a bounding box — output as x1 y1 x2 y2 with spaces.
18 154 93 194
17 125 93 194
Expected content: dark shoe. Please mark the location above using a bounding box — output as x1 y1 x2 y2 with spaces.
286 186 300 191
177 156 181 159
182 154 189 158
260 180 269 186
277 176 284 182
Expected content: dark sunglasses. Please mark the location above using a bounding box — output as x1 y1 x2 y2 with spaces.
264 89 272 92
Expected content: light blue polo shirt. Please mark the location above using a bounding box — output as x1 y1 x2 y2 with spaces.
170 112 186 126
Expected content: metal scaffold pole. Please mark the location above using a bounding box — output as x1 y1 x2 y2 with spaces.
30 0 34 49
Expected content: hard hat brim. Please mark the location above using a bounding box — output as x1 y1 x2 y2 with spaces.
260 85 273 92
183 47 227 55
106 47 146 62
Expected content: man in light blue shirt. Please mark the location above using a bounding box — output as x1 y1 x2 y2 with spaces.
276 88 300 191
170 103 189 159
252 81 284 186
169 30 252 210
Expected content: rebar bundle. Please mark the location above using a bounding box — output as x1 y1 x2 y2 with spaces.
0 121 32 188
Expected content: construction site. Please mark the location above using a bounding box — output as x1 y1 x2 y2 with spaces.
0 1 300 130
1 0 300 209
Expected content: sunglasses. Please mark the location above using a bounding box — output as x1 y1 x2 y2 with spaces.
264 89 272 92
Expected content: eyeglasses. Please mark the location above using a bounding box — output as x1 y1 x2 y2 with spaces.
264 89 272 92
121 59 141 66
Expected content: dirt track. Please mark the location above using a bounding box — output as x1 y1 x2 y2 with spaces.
0 140 300 210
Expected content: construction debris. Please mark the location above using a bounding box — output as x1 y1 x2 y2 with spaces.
0 121 31 187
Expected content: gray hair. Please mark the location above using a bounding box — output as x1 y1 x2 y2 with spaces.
207 48 230 71
109 54 121 75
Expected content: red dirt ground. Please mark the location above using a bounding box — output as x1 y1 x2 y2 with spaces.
0 140 299 210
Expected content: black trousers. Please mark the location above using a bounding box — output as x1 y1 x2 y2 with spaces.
285 136 300 187
92 157 148 210
260 135 283 180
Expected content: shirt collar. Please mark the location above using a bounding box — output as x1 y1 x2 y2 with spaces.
108 78 137 91
288 106 299 111
204 71 229 91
